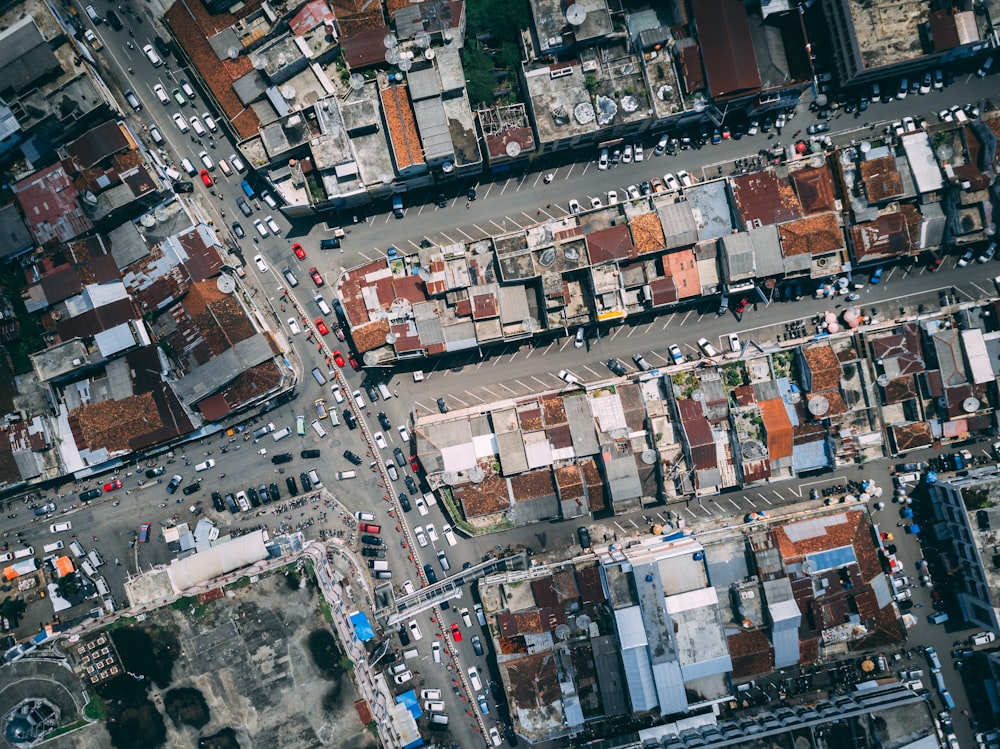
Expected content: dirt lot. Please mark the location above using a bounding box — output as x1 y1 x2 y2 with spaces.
48 566 378 749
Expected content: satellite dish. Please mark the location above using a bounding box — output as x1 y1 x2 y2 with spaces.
227 46 240 60
787 391 801 404
424 48 435 60
692 96 706 112
469 466 485 483
563 246 579 261
385 48 401 66
383 33 398 49
641 449 657 465
573 101 595 125
349 73 365 91
859 141 872 153
441 161 454 173
417 267 431 282
523 317 540 332
808 395 830 416
575 614 592 631
505 141 522 158
217 275 236 294
876 374 890 387
555 624 571 641
565 3 586 24
963 397 981 413
399 57 413 72
538 248 556 267
153 206 170 221
691 389 704 401
281 85 296 100
441 471 458 485
385 332 397 344
140 214 156 227
414 31 431 49
362 351 379 367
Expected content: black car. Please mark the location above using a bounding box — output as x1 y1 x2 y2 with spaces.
504 724 519 746
182 482 201 495
299 472 312 492
364 383 379 403
393 447 406 468
377 412 391 430
166 474 182 494
467 185 477 201
639 181 652 196
423 563 437 583
301 449 321 459
173 181 194 194
105 9 123 29
154 35 171 58
267 483 280 503
225 493 239 513
436 193 447 208
145 466 166 479
436 397 448 413
246 487 261 507
237 197 252 216
471 634 484 656
271 452 293 464
398 626 410 646
343 409 357 430
898 599 914 611
577 526 591 549
404 475 417 494
361 547 386 558
606 358 627 376
211 491 225 512
80 488 102 502
398 493 411 512
285 476 299 496
344 450 363 466
361 534 382 546
231 221 245 239
257 484 270 504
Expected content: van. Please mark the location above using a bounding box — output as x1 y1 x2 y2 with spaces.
50 521 72 533
356 511 376 521
402 648 419 660
423 492 437 508
442 524 458 546
95 576 110 596
931 669 946 692
85 4 101 22
282 267 298 287
336 470 356 480
377 382 393 400
272 426 291 442
88 549 104 568
164 167 182 181
475 603 487 626
70 540 86 558
181 157 197 176
81 559 97 577
428 714 449 729
310 419 328 438
941 689 955 710
392 195 404 218
217 158 233 177
240 179 256 199
315 295 332 315
253 422 275 438
43 541 65 553
895 472 919 486
374 570 393 579
925 647 942 670
421 689 442 700
124 88 142 111
369 560 390 571
13 546 34 559
308 468 323 487
311 368 327 386
328 409 340 427
424 701 445 712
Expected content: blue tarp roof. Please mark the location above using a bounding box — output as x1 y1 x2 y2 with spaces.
350 611 375 642
397 689 422 719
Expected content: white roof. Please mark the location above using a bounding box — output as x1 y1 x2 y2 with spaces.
166 529 268 592
901 132 944 194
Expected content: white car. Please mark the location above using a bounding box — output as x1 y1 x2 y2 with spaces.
172 113 190 133
461 607 473 627
663 173 680 191
393 670 413 684
775 112 787 129
568 199 581 214
198 150 214 170
727 333 740 352
606 189 618 205
229 153 246 172
958 249 975 267
408 619 423 640
142 44 162 66
352 390 365 409
414 526 429 547
189 115 206 137
287 318 300 335
633 144 644 162
668 344 684 364
938 108 954 122
415 497 428 516
373 431 387 449
621 144 633 163
202 112 218 132
468 666 482 691
598 148 609 170
398 425 410 442
253 219 269 238
677 170 694 187
265 215 281 234
697 337 719 357
153 84 170 105
626 184 640 200
253 254 268 273
331 385 345 403
488 727 502 746
426 524 438 543
589 196 602 209
194 458 216 471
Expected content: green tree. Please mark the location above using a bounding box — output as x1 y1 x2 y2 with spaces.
0 596 27 624
57 574 80 598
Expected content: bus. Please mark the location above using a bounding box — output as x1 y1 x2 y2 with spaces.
295 415 306 436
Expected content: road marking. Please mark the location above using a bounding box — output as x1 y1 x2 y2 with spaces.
542 342 555 356
483 183 495 199
497 382 516 394
613 521 629 533
513 379 530 390
626 326 639 338
648 351 669 364
728 497 741 510
472 224 489 235
680 310 694 325
456 227 474 240
439 232 456 244
414 400 429 411
559 337 573 351
971 281 991 298
499 178 512 196
523 211 542 223
465 391 485 403
610 327 623 340
530 375 549 388
509 350 520 362
582 365 602 378
489 220 508 233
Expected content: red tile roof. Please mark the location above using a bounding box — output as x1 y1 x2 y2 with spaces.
758 398 793 460
381 85 425 170
586 224 636 264
790 164 838 214
848 213 914 262
859 155 903 203
777 213 844 258
802 343 841 392
290 0 335 34
341 25 393 69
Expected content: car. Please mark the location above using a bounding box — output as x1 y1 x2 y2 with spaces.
287 318 301 335
870 266 883 284
152 84 170 105
182 482 201 495
938 108 954 123
621 144 633 163
236 197 252 217
639 181 653 195
398 626 410 646
633 144 644 161
478 694 490 715
807 122 830 135
361 546 385 558
292 243 307 260
333 350 345 367
436 397 448 413
374 412 392 432
928 611 949 624
727 333 740 352
663 173 679 191
348 353 361 371
251 255 268 274
468 666 483 691
902 116 916 132
229 153 246 173
393 447 406 467
146 466 166 479
361 534 382 546
344 449 363 465
103 479 122 492
697 337 719 357
415 496 428 516
172 181 194 196
398 493 411 512
711 129 722 145
668 344 684 365
398 425 410 442
606 358 627 376
451 622 463 641
487 726 502 746
315 318 330 336
606 189 618 205
976 55 994 78
166 474 182 493
979 243 998 263
285 476 298 496
654 134 670 155
253 219 268 237
568 199 581 214
331 385 345 404
172 113 190 133
677 170 694 187
589 196 602 209
775 112 787 130
424 563 437 583
972 631 996 645
198 150 214 171
932 69 943 89
650 177 665 193
927 255 943 272
309 267 324 287
267 483 280 503
211 492 225 512
896 78 908 98
137 522 152 542
200 170 213 187
958 249 975 267
598 148 609 170
142 44 162 66
625 184 641 201
264 215 280 235
632 353 651 371
919 72 932 94
373 432 387 449
231 221 245 239
343 410 357 430
202 112 218 132
392 670 413 685
410 457 420 473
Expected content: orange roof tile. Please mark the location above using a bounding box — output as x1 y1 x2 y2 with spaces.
859 155 903 203
630 212 666 254
758 399 792 460
777 213 844 258
381 86 424 170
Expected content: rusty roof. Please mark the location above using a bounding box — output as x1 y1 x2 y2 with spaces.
859 155 903 203
484 126 535 161
58 298 136 339
848 213 914 262
731 169 802 227
509 469 555 502
454 472 510 518
330 0 385 34
13 161 93 247
692 0 761 98
727 629 775 679
381 86 425 170
758 398 793 460
882 376 917 404
66 121 130 170
289 0 335 34
341 25 393 68
630 211 666 254
471 288 498 319
790 164 838 214
505 652 562 713
586 224 636 265
677 398 713 446
777 213 844 258
678 43 706 93
648 277 678 306
891 421 933 451
802 343 841 392
576 565 604 604
580 458 605 512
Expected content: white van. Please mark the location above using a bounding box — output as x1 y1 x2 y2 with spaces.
180 157 197 176
336 470 356 480
50 521 72 533
423 492 437 508
442 524 458 546
88 549 104 568
377 382 393 400
43 540 65 553
272 426 292 441
164 166 182 181
402 648 420 660
370 560 389 571
310 419 328 438
95 576 110 596
421 689 442 700
315 295 332 315
85 4 101 22
307 468 323 488
355 511 376 521
424 701 445 712
70 540 86 558
13 546 34 559
194 458 216 472
80 559 97 577
217 158 233 177
328 409 340 427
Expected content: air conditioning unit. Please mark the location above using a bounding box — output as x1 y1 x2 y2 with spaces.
550 67 573 79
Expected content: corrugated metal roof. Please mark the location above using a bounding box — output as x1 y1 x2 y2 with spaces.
412 97 452 161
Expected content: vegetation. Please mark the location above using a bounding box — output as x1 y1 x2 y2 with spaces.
110 626 179 689
461 0 531 106
84 694 108 721
198 728 241 749
307 629 347 680
0 596 26 627
96 674 166 749
163 687 210 729
0 263 47 373
56 574 80 597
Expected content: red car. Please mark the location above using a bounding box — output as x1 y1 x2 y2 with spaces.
451 623 463 642
333 324 346 342
200 169 213 187
348 353 361 371
103 478 122 492
309 267 324 287
735 298 748 314
315 318 330 336
927 255 943 272
292 243 307 260
332 350 346 367
139 522 151 543
410 456 420 473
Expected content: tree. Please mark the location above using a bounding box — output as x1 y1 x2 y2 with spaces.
0 596 27 625
57 574 80 597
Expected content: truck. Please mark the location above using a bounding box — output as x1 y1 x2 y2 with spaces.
84 28 102 50
315 398 328 420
